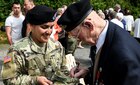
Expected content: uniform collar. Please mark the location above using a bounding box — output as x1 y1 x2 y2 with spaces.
29 36 46 54
28 35 60 54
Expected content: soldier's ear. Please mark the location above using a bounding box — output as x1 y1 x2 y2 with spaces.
28 23 34 31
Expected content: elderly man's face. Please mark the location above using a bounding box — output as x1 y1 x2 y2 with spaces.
70 23 87 42
31 22 54 43
24 0 34 13
70 22 96 45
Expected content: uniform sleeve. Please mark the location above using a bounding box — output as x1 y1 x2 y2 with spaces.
60 47 68 69
60 45 77 76
1 51 38 85
57 44 70 75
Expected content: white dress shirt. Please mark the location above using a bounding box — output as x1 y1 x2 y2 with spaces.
96 20 109 53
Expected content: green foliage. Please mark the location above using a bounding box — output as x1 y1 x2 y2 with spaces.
0 0 140 21
0 0 140 44
0 0 24 22
35 0 75 9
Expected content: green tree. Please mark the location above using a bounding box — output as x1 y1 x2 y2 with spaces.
0 0 140 22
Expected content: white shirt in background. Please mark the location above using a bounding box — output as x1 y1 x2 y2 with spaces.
111 18 124 28
123 15 134 32
134 18 140 38
5 15 25 44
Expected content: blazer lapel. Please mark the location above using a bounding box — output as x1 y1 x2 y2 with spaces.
94 22 116 84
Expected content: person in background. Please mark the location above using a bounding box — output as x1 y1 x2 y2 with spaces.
123 8 134 33
57 0 140 85
97 10 105 19
114 4 124 13
22 0 35 37
55 8 65 21
1 5 79 85
109 11 124 28
5 1 25 45
134 15 140 43
23 0 35 14
116 12 126 30
108 8 114 13
62 5 67 11
49 7 64 42
104 9 109 20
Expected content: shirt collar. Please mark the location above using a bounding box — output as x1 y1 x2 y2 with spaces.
96 20 109 53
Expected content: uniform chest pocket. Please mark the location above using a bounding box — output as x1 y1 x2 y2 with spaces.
25 54 46 76
46 50 63 70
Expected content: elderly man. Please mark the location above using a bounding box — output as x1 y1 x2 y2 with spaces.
22 0 35 38
58 0 140 85
23 0 35 14
1 5 79 85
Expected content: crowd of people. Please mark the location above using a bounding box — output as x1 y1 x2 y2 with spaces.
96 4 140 43
1 0 140 85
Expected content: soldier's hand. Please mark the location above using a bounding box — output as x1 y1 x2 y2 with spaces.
37 76 53 85
70 66 89 78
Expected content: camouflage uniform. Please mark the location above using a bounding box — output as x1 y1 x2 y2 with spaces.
1 36 79 85
66 34 77 55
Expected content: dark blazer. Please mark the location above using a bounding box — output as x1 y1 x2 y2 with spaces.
86 22 140 85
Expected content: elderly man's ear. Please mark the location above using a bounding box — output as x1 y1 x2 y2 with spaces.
82 20 93 30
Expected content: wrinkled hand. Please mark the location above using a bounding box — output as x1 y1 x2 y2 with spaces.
37 76 53 85
70 66 89 78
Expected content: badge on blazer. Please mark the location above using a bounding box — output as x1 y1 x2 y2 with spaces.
95 67 104 85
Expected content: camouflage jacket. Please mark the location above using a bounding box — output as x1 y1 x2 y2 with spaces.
1 36 79 85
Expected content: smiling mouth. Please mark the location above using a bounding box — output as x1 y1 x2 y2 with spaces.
43 33 51 38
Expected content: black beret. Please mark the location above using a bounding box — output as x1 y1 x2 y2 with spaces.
27 5 56 25
57 0 93 32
